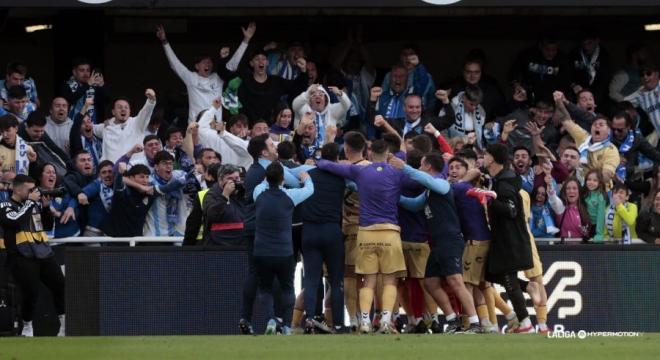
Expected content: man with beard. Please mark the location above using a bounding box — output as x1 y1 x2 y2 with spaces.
609 111 660 182
512 146 535 193
0 114 37 175
79 160 115 237
61 150 96 230
45 97 73 152
98 89 157 163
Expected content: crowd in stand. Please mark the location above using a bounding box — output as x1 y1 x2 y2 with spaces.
0 21 659 337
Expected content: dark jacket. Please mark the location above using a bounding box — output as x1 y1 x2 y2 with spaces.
446 76 508 119
0 198 54 258
611 133 660 178
365 100 455 141
636 209 660 244
486 168 533 275
509 46 571 104
19 125 71 178
202 182 249 246
498 108 560 154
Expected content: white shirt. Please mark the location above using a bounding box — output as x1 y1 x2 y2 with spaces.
163 42 247 123
95 98 156 163
625 82 660 133
197 106 252 169
45 116 73 152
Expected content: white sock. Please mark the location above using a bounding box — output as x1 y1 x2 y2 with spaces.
360 312 370 323
415 317 423 325
445 313 457 321
481 318 493 327
381 311 392 324
538 323 548 331
468 315 479 325
505 311 516 321
521 317 532 328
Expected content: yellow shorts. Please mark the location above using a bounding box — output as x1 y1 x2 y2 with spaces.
462 240 490 286
402 241 430 279
344 233 358 267
355 224 406 275
524 237 543 279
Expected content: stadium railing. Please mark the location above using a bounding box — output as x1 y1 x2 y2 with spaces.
48 237 648 246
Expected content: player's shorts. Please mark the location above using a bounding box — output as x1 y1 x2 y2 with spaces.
344 233 358 268
524 236 543 279
355 224 406 276
462 240 490 286
425 238 464 278
402 241 430 279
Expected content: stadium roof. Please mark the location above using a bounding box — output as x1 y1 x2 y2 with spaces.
2 0 660 7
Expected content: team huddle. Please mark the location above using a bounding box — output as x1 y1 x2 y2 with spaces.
234 131 548 336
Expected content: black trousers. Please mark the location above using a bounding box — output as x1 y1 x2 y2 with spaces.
9 255 65 322
490 272 529 322
254 255 295 327
301 222 344 326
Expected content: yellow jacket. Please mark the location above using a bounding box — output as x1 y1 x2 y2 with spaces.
606 202 638 240
565 120 620 179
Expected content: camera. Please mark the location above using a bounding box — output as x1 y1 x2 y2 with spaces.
233 180 245 194
39 187 66 198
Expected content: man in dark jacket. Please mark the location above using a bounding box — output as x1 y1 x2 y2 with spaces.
201 164 248 246
610 111 660 182
19 111 71 177
483 143 534 333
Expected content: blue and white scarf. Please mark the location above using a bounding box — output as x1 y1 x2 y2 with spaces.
606 203 631 243
152 173 181 229
15 135 30 175
100 181 114 213
82 135 102 169
66 77 98 123
449 92 486 148
578 135 611 165
615 130 654 181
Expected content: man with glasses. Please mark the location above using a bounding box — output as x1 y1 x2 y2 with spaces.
609 111 660 182
625 64 660 139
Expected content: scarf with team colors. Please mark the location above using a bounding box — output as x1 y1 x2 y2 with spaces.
578 135 611 165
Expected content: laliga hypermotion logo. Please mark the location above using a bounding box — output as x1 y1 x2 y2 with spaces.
544 261 583 319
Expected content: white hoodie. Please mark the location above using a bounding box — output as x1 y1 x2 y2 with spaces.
292 85 352 132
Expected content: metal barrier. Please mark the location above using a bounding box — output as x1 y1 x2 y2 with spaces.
47 236 649 246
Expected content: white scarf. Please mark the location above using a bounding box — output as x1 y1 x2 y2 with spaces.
449 92 485 148
579 46 600 85
100 182 114 213
15 135 30 175
606 203 631 243
577 135 611 165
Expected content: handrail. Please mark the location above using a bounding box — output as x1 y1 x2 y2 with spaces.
49 236 183 247
47 236 647 247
